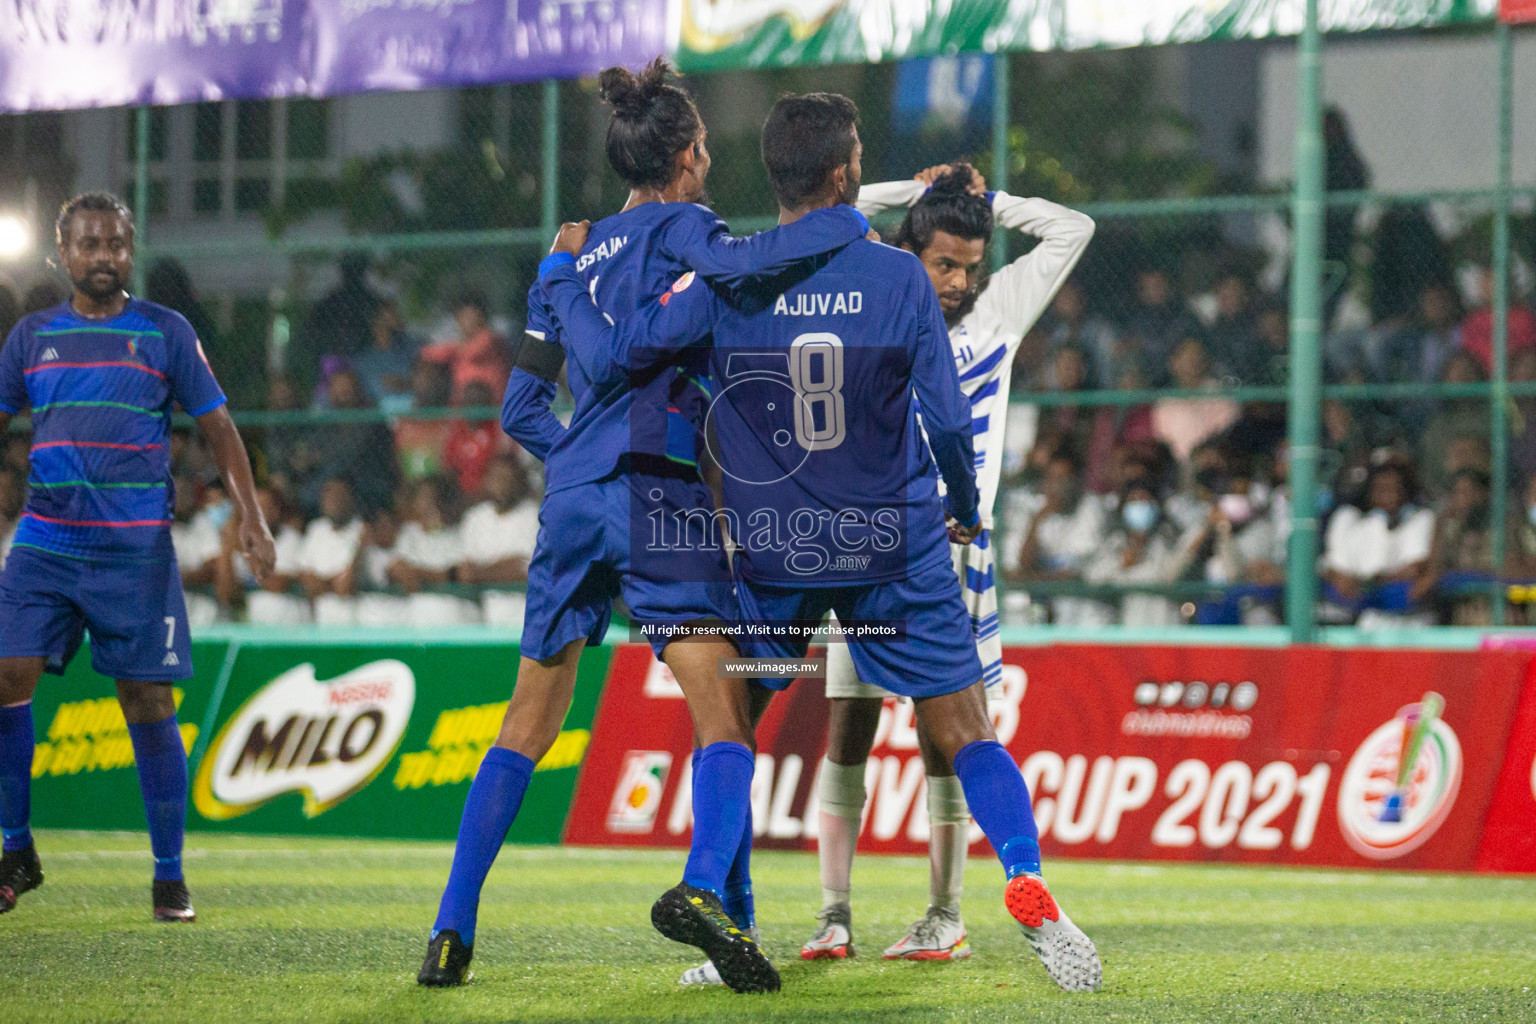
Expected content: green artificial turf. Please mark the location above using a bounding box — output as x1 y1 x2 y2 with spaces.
7 830 1536 1023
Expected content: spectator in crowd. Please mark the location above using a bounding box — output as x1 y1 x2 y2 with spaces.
460 456 540 627
1204 269 1263 384
172 478 229 626
1504 474 1536 584
1038 345 1096 457
1008 446 1108 625
1123 267 1197 381
395 359 455 481
1511 349 1536 487
0 466 22 568
301 369 397 516
1083 479 1205 627
1323 107 1370 328
0 279 20 341
1226 300 1290 461
261 371 311 490
220 485 309 625
1321 458 1435 628
1152 336 1240 462
1369 206 1454 325
388 474 474 625
1460 267 1536 376
1370 279 1463 434
420 290 511 404
444 380 516 496
352 298 420 414
1084 357 1156 494
1419 351 1490 495
22 281 64 314
145 257 217 351
299 476 367 626
1418 468 1495 625
1044 280 1118 388
307 252 381 358
1198 462 1285 625
355 506 411 628
1321 398 1376 511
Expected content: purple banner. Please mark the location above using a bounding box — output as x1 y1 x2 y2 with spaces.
0 0 670 114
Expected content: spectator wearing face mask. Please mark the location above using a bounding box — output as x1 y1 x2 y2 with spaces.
1008 447 1108 625
1197 467 1285 625
1083 481 1207 627
1320 459 1435 628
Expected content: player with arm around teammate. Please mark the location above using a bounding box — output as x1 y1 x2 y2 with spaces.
539 94 1102 994
803 163 1095 963
415 58 869 992
0 193 276 922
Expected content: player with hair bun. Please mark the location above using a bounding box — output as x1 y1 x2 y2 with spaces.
415 56 870 991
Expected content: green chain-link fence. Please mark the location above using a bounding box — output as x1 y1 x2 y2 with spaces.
0 20 1529 633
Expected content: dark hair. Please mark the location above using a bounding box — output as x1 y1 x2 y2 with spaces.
761 92 860 209
890 163 993 254
1449 467 1491 492
416 473 463 526
598 57 702 190
56 191 133 246
456 289 489 318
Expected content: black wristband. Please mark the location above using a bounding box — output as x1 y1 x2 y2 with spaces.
512 332 565 382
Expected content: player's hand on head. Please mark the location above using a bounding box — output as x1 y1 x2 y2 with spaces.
965 165 987 195
551 220 591 258
915 165 952 187
241 515 277 584
865 227 881 243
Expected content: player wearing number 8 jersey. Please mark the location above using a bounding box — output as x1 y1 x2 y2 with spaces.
807 165 1096 964
539 94 1101 994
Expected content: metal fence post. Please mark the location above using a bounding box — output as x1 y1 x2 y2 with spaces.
1285 0 1324 643
1490 22 1514 625
991 52 1011 273
132 105 150 295
541 80 560 246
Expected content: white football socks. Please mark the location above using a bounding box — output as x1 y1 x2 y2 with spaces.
926 773 970 910
816 756 867 909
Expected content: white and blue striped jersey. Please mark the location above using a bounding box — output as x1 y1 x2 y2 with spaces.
824 184 1092 693
855 182 1095 531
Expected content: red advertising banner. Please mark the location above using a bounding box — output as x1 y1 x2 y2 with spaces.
566 644 1532 872
1502 0 1536 24
1476 654 1536 872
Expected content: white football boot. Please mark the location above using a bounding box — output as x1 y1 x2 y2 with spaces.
1005 873 1102 992
799 902 854 960
882 904 970 960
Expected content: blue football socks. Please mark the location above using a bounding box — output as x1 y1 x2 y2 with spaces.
723 804 756 929
682 741 755 896
127 713 189 882
433 746 535 945
952 739 1042 880
0 703 34 853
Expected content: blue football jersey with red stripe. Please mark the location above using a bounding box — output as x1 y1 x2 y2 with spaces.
0 299 226 561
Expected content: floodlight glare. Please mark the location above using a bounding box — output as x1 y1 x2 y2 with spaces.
0 213 30 260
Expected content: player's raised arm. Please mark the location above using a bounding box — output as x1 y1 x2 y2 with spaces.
501 280 569 462
906 262 981 537
978 191 1095 329
541 253 722 393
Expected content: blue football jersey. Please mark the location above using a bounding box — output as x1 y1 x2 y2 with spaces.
0 299 227 561
500 201 868 493
540 235 979 586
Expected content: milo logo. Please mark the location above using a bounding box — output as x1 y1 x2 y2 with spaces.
194 661 415 820
1336 699 1462 860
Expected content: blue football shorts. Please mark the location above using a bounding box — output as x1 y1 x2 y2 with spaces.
734 549 983 700
0 543 194 682
520 470 740 662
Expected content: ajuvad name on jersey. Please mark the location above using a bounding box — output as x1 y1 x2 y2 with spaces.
773 291 863 316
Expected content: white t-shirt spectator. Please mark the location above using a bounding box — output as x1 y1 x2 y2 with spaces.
1323 505 1435 580
1005 490 1108 626
461 499 539 628
392 522 476 626
299 517 365 580
172 512 223 627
